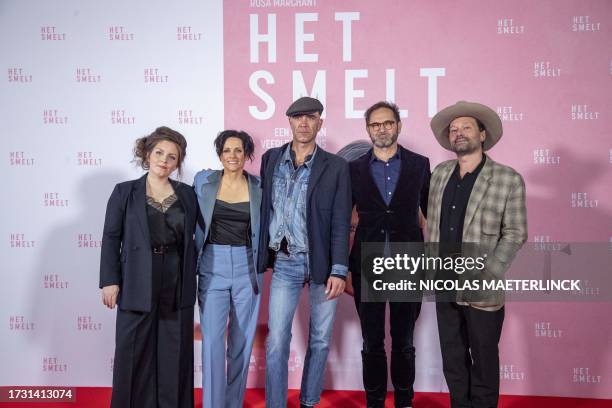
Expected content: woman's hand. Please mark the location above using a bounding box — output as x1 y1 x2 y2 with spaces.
102 285 120 309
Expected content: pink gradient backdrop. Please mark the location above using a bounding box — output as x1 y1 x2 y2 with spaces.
225 0 612 398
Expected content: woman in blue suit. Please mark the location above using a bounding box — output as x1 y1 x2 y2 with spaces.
100 126 199 408
194 130 262 408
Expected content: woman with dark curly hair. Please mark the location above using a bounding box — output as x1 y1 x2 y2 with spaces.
193 130 262 408
100 126 200 408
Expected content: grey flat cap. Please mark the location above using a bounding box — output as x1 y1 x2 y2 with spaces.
286 96 324 117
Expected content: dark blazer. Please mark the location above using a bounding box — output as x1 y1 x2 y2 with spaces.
99 174 199 312
257 143 352 284
349 146 430 274
193 169 262 294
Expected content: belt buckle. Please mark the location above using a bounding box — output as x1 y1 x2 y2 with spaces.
153 246 165 254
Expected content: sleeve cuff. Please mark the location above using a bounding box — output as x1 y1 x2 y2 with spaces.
330 264 348 278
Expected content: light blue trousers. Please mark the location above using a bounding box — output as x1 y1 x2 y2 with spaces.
198 244 261 408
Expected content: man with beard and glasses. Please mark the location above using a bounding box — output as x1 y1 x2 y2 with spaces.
428 101 527 407
348 101 430 408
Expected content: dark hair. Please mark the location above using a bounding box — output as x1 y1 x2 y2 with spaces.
214 130 255 162
364 101 401 124
133 126 187 176
474 117 486 132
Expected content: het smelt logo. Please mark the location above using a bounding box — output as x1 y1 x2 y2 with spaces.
573 367 601 383
111 110 135 125
77 315 102 331
178 109 204 125
43 357 68 372
534 321 563 338
9 316 34 330
533 61 560 78
43 274 69 289
76 68 102 83
43 109 68 125
177 26 202 40
44 192 69 207
9 152 34 166
497 18 524 35
570 192 598 208
77 152 102 167
500 364 525 381
109 26 134 40
572 16 601 32
496 106 524 121
144 68 168 83
10 233 35 248
532 149 560 165
8 68 32 82
571 104 599 120
41 26 66 40
78 233 102 248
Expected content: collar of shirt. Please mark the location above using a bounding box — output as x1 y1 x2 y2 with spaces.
283 142 318 170
369 147 400 164
452 153 487 180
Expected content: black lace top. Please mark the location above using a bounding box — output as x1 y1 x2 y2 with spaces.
146 193 184 249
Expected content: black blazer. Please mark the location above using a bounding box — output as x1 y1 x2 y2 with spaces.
99 174 199 312
349 146 430 274
257 143 352 284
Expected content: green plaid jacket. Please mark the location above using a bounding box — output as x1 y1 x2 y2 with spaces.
427 155 528 309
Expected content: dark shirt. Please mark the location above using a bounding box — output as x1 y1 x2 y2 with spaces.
440 155 486 245
146 194 184 249
208 200 251 246
369 149 401 206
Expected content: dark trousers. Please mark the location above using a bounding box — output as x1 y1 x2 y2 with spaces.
436 302 504 408
353 273 421 408
111 251 194 408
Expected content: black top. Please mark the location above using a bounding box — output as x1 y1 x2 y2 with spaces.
146 193 184 249
440 155 486 245
208 200 251 246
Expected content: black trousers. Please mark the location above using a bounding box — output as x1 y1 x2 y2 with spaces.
353 273 421 408
111 251 194 408
436 302 504 408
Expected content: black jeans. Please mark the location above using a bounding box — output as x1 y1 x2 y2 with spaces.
436 302 505 408
353 273 421 408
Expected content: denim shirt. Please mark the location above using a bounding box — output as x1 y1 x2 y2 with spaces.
268 144 317 254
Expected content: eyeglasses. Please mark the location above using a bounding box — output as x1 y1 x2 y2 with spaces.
367 120 396 131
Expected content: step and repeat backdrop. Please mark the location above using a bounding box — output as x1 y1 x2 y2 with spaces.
2 0 611 399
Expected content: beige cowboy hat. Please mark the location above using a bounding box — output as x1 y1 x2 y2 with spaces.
430 101 503 151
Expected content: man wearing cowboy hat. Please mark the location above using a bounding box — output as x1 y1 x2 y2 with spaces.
427 101 527 407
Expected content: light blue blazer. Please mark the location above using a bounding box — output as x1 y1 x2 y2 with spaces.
193 169 262 294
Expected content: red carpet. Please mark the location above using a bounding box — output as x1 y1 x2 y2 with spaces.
0 388 609 407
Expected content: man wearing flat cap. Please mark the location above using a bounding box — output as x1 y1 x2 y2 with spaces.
427 101 527 407
258 96 351 407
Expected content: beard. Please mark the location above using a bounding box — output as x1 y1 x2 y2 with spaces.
451 137 481 155
370 130 399 148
